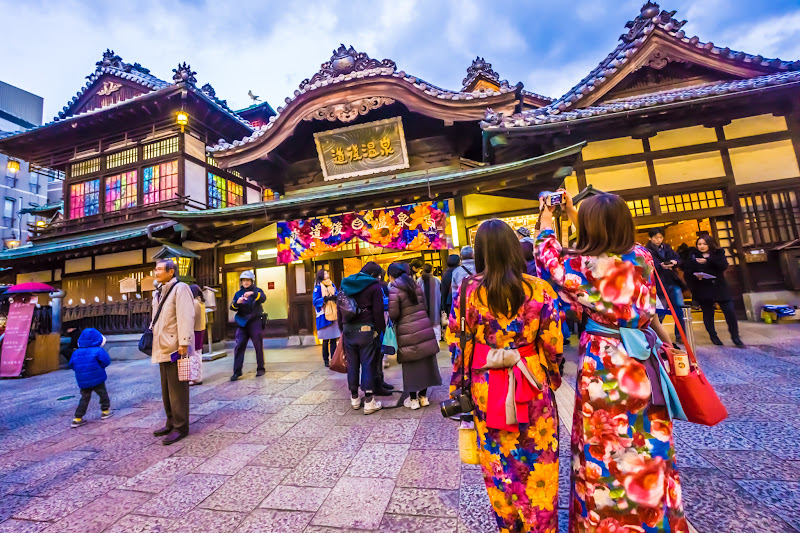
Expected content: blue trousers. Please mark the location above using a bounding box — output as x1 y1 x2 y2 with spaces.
656 284 687 340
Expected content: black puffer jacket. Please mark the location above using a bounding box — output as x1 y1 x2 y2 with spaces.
683 248 731 303
388 283 440 364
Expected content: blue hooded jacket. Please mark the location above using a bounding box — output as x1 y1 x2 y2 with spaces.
69 328 111 389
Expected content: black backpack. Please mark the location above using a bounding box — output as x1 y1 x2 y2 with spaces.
336 290 362 323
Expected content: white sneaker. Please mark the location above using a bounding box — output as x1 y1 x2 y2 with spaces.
404 397 421 410
419 396 430 407
364 399 383 415
351 397 361 410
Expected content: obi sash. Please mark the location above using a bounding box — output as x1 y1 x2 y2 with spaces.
585 319 686 421
472 343 543 432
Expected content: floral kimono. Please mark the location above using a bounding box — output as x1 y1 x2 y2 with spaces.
448 274 563 532
535 229 687 533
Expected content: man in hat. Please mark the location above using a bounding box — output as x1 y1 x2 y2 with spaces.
230 270 267 380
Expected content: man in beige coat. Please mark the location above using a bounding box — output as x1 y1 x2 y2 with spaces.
151 259 195 445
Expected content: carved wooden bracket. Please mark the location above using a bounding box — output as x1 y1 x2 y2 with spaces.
303 96 396 123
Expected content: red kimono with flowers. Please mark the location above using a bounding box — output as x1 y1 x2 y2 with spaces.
535 229 687 533
449 274 563 533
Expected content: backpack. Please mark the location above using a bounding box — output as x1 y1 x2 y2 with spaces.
336 290 362 323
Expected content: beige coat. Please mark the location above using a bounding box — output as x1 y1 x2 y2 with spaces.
150 277 195 364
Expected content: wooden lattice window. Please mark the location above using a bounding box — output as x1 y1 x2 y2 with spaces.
106 147 138 169
70 179 100 218
714 218 739 265
143 160 178 204
143 137 179 160
739 188 800 247
659 190 725 214
626 198 652 217
206 155 219 168
105 171 138 212
71 157 101 178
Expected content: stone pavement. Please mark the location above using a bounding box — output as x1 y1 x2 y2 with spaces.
0 320 797 532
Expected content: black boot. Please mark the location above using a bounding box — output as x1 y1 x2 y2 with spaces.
709 334 723 346
732 336 745 348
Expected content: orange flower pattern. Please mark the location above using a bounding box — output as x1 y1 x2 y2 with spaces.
535 228 688 533
448 274 563 532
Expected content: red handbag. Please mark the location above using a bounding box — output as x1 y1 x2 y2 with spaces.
654 270 728 426
329 334 347 374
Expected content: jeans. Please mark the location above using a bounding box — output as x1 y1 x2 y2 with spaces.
343 325 378 394
75 383 110 418
234 319 265 375
700 300 739 339
322 338 337 365
657 284 687 340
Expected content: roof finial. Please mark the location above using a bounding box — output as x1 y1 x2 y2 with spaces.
299 45 396 90
97 49 124 70
201 83 216 98
172 62 197 85
463 57 500 87
640 1 660 19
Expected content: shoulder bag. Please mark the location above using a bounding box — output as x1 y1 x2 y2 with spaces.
138 282 177 356
655 270 728 426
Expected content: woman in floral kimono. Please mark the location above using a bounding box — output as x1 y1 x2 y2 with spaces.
535 192 687 533
449 219 563 532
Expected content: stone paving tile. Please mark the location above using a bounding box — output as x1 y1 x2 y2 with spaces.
411 420 458 450
39 488 151 533
201 466 290 512
378 514 458 533
282 451 354 487
249 437 320 468
99 443 182 477
673 420 761 450
457 484 496 533
269 404 318 424
397 450 461 490
737 480 800 531
12 474 127 521
0 450 94 485
724 421 800 460
234 509 314 533
758 403 800 429
122 456 207 493
311 378 349 391
385 488 459 517
0 519 50 532
259 485 331 512
366 419 420 444
699 450 800 481
234 396 293 414
292 390 333 405
312 399 354 417
335 409 385 426
673 438 714 469
312 476 395 530
216 410 268 433
191 400 234 416
284 415 340 438
312 426 371 454
345 443 409 479
104 514 175 533
236 421 296 445
0 494 38 522
135 473 229 518
715 384 795 405
193 443 267 475
173 431 241 458
166 508 245 533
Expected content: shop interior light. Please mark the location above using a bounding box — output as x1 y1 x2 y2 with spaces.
449 215 460 248
6 160 20 173
4 239 19 249
36 220 46 227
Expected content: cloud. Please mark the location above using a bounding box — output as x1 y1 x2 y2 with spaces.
721 10 800 60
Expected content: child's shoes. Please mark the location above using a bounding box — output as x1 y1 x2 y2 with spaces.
101 410 114 420
71 418 86 428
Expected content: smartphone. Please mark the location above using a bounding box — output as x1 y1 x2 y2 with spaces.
547 191 565 206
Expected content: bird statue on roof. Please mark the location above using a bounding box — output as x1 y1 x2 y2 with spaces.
248 90 261 103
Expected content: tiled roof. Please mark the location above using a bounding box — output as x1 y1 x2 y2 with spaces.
207 45 520 154
484 70 800 129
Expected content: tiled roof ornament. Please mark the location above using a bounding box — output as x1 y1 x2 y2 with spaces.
131 62 151 75
96 49 125 70
482 108 504 126
463 57 499 87
621 2 686 43
172 63 197 85
299 44 396 90
201 83 216 98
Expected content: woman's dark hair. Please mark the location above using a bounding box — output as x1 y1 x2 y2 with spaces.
520 240 535 262
474 219 530 317
387 262 418 305
446 254 461 268
361 261 383 279
409 258 423 272
696 234 718 252
315 268 328 285
648 227 665 238
189 284 202 299
574 193 635 256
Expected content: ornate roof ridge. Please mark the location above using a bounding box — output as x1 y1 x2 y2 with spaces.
483 69 800 129
208 45 519 154
545 2 800 114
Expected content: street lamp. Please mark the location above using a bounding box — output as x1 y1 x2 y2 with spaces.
176 111 189 132
6 160 20 174
152 243 199 281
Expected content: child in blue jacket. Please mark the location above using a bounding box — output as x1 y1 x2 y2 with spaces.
69 328 113 427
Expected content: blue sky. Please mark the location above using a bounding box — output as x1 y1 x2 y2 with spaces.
2 0 800 121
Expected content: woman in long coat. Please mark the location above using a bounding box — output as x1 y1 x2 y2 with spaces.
535 192 687 533
388 262 442 409
448 220 563 532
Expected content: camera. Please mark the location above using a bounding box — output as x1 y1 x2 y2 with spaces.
539 190 565 207
440 389 474 418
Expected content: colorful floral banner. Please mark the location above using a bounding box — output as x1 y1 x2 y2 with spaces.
277 201 450 263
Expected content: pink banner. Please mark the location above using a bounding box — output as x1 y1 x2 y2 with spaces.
1 300 34 377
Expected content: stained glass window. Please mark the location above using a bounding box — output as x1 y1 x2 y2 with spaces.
70 179 100 218
143 161 178 205
105 171 138 212
208 172 243 208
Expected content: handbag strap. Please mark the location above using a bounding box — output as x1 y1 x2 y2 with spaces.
150 282 177 330
459 277 473 396
652 268 697 363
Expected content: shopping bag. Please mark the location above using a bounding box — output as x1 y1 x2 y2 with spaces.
382 325 398 356
655 271 727 426
188 352 202 383
329 334 347 374
177 356 191 382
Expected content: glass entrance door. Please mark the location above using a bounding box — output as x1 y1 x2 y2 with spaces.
256 266 288 320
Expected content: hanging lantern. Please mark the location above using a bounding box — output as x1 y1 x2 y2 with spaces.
6 160 20 174
176 111 189 132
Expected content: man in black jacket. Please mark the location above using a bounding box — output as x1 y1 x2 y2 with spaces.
230 270 267 381
645 228 687 341
339 264 386 415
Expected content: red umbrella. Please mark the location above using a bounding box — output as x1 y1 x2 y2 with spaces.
5 282 56 294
